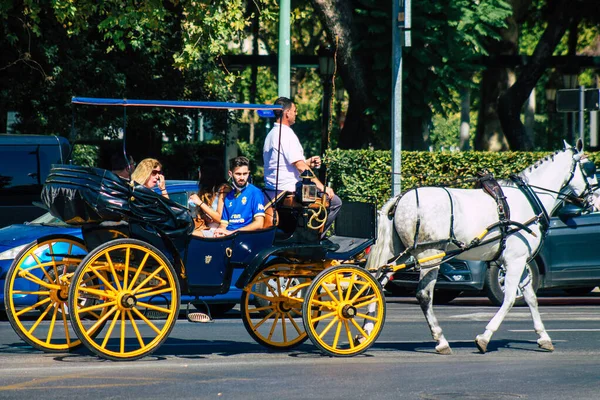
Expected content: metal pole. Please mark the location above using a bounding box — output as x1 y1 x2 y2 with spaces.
278 0 291 97
392 0 410 196
320 76 333 183
579 85 585 144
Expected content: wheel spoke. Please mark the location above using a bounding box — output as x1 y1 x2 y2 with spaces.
127 310 146 348
78 300 117 315
77 285 117 300
27 301 53 334
136 301 172 314
101 309 121 349
46 304 59 344
127 253 150 291
284 312 303 335
17 270 60 291
267 314 280 340
131 307 162 335
350 317 369 339
16 297 52 318
132 265 166 295
253 310 277 330
344 320 354 349
332 319 342 349
123 247 130 290
318 316 339 339
135 287 174 300
105 252 123 291
87 305 118 335
311 311 337 323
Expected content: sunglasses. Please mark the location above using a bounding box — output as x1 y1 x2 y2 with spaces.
151 169 162 176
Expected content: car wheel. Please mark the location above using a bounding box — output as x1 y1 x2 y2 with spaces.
485 260 540 306
563 287 596 296
432 289 462 305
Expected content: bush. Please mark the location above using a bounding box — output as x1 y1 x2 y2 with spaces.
325 149 590 207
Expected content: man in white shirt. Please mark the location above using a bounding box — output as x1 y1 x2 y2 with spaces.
263 97 342 237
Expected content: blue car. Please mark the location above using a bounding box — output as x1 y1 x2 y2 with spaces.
0 180 243 317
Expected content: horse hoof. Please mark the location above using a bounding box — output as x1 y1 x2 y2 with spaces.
475 336 488 354
354 335 367 346
435 344 452 355
538 340 554 352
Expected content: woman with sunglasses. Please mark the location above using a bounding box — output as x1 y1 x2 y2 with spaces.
131 158 169 198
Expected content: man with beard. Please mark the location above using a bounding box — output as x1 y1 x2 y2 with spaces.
214 156 265 236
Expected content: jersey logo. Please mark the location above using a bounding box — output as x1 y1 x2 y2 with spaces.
242 196 247 205
258 204 265 211
205 255 212 264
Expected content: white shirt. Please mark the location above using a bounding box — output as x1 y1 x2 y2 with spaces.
263 123 305 191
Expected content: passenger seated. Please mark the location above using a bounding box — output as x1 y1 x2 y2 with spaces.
189 166 230 237
131 158 169 199
214 156 265 237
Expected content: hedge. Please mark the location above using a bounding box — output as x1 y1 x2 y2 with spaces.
326 149 600 207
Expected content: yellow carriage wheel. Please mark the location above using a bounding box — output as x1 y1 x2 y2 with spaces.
68 239 180 361
241 262 318 350
3 235 88 352
302 265 386 357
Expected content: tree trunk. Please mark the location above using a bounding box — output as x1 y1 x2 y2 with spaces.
498 0 574 150
475 0 533 151
310 0 375 149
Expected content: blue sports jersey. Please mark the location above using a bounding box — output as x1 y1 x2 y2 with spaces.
221 184 265 231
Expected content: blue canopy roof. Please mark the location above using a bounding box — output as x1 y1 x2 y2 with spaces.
71 97 281 117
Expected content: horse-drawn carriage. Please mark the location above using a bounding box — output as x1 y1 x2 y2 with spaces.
4 97 597 360
3 98 386 360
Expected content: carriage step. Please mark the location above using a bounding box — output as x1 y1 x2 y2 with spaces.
187 312 213 323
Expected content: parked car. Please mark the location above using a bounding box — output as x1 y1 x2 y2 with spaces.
0 180 242 316
387 199 600 305
0 134 72 228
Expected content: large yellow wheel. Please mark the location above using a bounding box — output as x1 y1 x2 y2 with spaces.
68 239 180 361
241 261 318 350
3 235 88 352
302 265 386 357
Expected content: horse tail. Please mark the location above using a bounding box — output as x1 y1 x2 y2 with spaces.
366 196 403 270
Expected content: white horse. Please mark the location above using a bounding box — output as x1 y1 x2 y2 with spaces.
367 141 596 354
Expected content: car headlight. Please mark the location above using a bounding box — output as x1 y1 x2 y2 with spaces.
0 244 28 261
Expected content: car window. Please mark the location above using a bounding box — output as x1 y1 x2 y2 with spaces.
168 190 189 208
30 212 71 227
0 145 62 189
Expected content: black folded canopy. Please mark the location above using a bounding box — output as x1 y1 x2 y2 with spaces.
41 165 193 237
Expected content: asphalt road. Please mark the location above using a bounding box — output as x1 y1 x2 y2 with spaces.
1 295 600 400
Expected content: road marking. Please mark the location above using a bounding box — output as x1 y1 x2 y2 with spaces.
510 329 600 332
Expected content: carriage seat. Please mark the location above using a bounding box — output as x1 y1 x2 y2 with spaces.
261 189 330 235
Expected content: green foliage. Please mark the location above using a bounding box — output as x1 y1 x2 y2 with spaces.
326 149 561 206
71 144 99 166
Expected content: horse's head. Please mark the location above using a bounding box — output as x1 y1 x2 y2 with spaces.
563 139 597 205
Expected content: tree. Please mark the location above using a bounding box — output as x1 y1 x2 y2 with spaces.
310 0 511 150
497 0 600 150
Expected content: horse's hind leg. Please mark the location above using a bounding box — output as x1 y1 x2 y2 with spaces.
416 267 452 355
475 256 526 353
521 274 554 351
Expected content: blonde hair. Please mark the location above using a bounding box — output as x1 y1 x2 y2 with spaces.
131 158 162 187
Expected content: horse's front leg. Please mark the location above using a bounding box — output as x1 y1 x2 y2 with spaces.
475 256 526 353
416 267 452 355
521 272 554 351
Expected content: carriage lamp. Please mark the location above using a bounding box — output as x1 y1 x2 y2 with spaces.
296 170 318 204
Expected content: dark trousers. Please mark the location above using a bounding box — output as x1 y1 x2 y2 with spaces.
265 189 343 239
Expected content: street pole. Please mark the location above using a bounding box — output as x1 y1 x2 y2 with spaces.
579 85 585 145
320 76 333 183
278 0 291 98
392 0 411 196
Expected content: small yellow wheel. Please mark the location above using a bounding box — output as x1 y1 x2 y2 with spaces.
302 265 386 357
3 235 88 352
68 239 180 361
241 261 317 350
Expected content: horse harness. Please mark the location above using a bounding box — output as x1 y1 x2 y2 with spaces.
387 171 552 267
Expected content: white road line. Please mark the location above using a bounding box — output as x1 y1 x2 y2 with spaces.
510 329 600 332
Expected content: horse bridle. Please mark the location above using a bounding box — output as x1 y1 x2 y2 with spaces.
524 148 595 208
